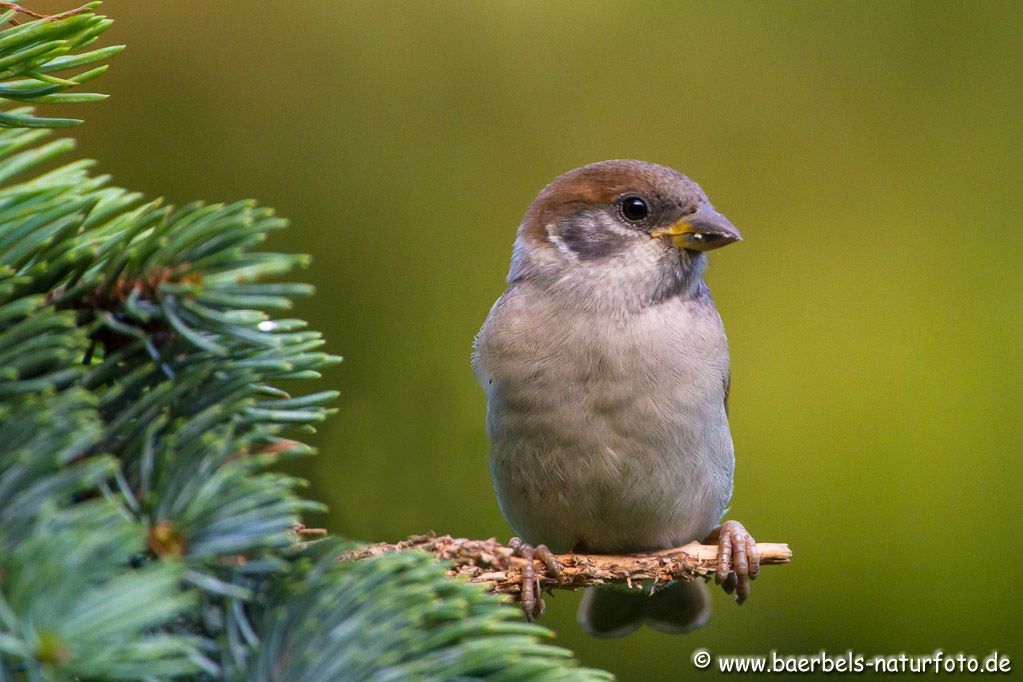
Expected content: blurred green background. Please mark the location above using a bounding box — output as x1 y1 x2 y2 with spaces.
39 0 1023 678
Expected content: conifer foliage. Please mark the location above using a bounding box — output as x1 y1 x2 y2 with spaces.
0 5 611 680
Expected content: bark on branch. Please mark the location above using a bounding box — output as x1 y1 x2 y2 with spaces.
339 532 792 598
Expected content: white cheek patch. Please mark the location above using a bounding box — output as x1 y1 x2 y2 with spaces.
602 216 637 239
545 222 580 261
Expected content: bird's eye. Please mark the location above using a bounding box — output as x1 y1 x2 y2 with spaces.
620 195 649 222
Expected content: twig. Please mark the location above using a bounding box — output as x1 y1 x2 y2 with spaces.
294 523 327 537
339 532 792 597
0 3 91 22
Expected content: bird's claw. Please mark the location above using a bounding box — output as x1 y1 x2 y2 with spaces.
508 537 561 621
706 520 759 604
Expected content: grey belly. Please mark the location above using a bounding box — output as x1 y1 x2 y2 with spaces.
487 378 734 554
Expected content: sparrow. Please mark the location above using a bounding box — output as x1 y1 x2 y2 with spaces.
472 160 759 637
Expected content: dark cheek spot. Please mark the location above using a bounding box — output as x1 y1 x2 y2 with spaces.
557 212 628 260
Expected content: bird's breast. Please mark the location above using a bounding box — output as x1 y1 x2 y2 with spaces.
475 286 734 553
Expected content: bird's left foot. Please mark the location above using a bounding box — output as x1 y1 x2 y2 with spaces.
705 520 760 604
508 537 562 621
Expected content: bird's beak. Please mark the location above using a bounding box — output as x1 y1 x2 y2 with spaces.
650 204 742 251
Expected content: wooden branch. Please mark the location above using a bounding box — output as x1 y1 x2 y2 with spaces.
339 532 791 597
0 2 91 22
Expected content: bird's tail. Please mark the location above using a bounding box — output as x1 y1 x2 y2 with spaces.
577 580 711 638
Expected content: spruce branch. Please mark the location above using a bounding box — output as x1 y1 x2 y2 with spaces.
0 6 616 680
0 503 204 679
0 3 122 128
247 540 613 682
341 533 793 598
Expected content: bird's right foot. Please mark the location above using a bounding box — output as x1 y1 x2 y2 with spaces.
705 520 760 604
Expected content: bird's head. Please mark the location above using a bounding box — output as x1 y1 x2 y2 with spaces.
509 160 741 306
